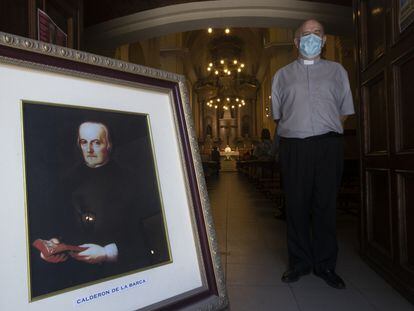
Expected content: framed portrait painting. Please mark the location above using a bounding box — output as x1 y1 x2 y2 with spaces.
399 0 414 32
0 32 227 311
37 9 68 47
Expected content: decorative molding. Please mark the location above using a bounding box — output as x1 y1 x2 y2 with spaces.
84 0 353 52
0 32 184 84
264 41 295 57
179 79 228 308
160 47 190 57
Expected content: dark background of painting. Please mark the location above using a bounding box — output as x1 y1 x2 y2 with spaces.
22 101 170 299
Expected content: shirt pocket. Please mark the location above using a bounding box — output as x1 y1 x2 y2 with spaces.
313 79 337 103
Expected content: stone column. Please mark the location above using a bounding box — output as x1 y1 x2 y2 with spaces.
215 108 220 140
200 100 205 139
251 99 257 138
237 106 242 138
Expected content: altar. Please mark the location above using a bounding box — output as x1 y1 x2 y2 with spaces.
219 150 240 160
219 148 239 171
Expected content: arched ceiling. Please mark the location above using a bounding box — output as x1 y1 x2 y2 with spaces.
84 0 352 27
84 0 353 52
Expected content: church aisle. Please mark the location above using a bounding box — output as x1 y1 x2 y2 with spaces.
206 172 414 311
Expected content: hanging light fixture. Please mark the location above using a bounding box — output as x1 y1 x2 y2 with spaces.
205 27 245 77
203 28 247 111
206 58 245 76
206 96 246 111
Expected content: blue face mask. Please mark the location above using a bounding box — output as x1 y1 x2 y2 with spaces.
299 33 323 58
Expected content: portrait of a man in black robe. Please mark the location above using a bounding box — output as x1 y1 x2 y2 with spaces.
23 103 170 299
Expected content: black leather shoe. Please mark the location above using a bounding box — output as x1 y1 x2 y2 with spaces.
281 268 311 283
314 269 346 289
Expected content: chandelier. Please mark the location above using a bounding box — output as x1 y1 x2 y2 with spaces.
204 28 246 111
206 96 246 110
206 58 245 77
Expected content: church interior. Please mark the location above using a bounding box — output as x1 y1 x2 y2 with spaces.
1 0 413 310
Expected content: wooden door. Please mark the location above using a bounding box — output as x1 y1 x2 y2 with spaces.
355 0 414 303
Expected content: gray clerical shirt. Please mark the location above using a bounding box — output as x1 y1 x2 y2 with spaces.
271 58 354 138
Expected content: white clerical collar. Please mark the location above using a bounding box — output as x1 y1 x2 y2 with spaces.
298 58 321 65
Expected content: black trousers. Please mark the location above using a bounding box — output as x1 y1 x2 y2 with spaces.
279 133 344 273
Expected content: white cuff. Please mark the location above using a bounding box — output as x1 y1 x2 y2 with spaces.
104 243 118 262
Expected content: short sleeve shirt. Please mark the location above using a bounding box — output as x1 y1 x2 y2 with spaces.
271 58 354 138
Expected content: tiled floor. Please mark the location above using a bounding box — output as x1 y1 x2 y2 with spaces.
206 172 414 311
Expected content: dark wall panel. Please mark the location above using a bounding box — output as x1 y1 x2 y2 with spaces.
396 54 414 152
357 0 414 303
0 0 28 37
397 172 414 272
367 170 392 258
360 0 386 67
363 73 388 154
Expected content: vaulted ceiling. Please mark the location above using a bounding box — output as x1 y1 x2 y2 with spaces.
84 0 353 52
84 0 352 27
